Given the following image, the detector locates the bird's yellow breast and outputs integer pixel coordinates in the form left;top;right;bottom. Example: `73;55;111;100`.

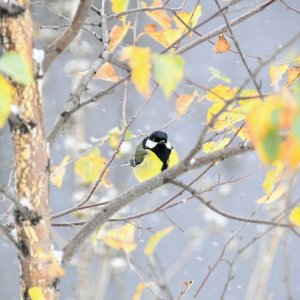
133;149;179;182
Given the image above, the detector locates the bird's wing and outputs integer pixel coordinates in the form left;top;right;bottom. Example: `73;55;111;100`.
129;142;148;167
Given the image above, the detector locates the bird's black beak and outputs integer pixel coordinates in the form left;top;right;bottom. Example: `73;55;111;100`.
158;140;166;144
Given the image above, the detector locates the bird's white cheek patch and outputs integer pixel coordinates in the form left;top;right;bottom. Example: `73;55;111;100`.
146;139;158;149
165;141;172;149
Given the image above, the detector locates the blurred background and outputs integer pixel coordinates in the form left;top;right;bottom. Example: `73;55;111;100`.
1;0;300;299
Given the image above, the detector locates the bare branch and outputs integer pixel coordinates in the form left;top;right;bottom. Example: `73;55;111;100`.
62;143;253;263
175;0;277;55
43;0;93;72
107;0;188;20
214;0;263;98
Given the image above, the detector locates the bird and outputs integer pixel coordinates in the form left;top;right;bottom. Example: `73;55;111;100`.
128;130;179;182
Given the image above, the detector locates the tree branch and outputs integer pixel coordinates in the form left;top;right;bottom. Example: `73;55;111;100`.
43;0;93;72
175;0;276;55
62;143;253;263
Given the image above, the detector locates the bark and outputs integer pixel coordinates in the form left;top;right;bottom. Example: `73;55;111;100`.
0;1;61;299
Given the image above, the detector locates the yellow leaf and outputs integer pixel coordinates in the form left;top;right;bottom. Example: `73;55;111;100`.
144;24;183;48
144;226;174;256
173;5;202;33
203;137;231;153
120;46;152;97
152;53;185;98
35;248;65;278
0;74;13;128
74;148;112;187
206;84;236;102
206;102;233;131
50;155;71;188
286;66;300;87
215;34;231;53
132;283;146;300
269;64;289;86
109;23;131;52
111;0;129;23
108;126;122;148
28;287;45;300
100;224;136;253
94;62;120;82
175;90;198;115
141;0;172;30
262;161;284;194
257;184;286;204
289;207;300;227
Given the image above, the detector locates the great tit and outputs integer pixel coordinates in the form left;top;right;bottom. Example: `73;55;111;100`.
129;131;179;182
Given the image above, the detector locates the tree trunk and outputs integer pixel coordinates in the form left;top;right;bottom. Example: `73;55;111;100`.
1;1;61;299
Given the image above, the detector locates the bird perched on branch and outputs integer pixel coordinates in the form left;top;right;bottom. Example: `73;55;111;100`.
128;131;179;182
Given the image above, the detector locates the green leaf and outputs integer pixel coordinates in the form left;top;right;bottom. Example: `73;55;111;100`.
152;53;185;98
208;66;231;83
0;51;33;85
262;128;281;162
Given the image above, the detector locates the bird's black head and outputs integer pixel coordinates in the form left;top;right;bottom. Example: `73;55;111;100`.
143;131;169;149
149;131;168;143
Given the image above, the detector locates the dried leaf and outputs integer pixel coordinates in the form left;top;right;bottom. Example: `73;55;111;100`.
175;90;198;115
0;74;13;128
120;46;152;97
109;23;131;52
289;207;300;227
141;0;172;30
215;34;231;53
144;226;174;256
152;53;185;98
286;67;300;87
94;62;120;82
269;64;289;86
100;224;136;253
28;287;46;300
50;155;71;188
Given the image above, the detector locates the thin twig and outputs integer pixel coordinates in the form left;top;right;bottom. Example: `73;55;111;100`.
43;0;92;72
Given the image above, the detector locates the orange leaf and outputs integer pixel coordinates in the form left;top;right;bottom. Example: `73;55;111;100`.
141;0;172;30
215;34;231;53
175;90;198;115
94;62;120;82
120;46;152;97
109;23;131;52
286;66;300;87
144;24;183;48
280;135;300;171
